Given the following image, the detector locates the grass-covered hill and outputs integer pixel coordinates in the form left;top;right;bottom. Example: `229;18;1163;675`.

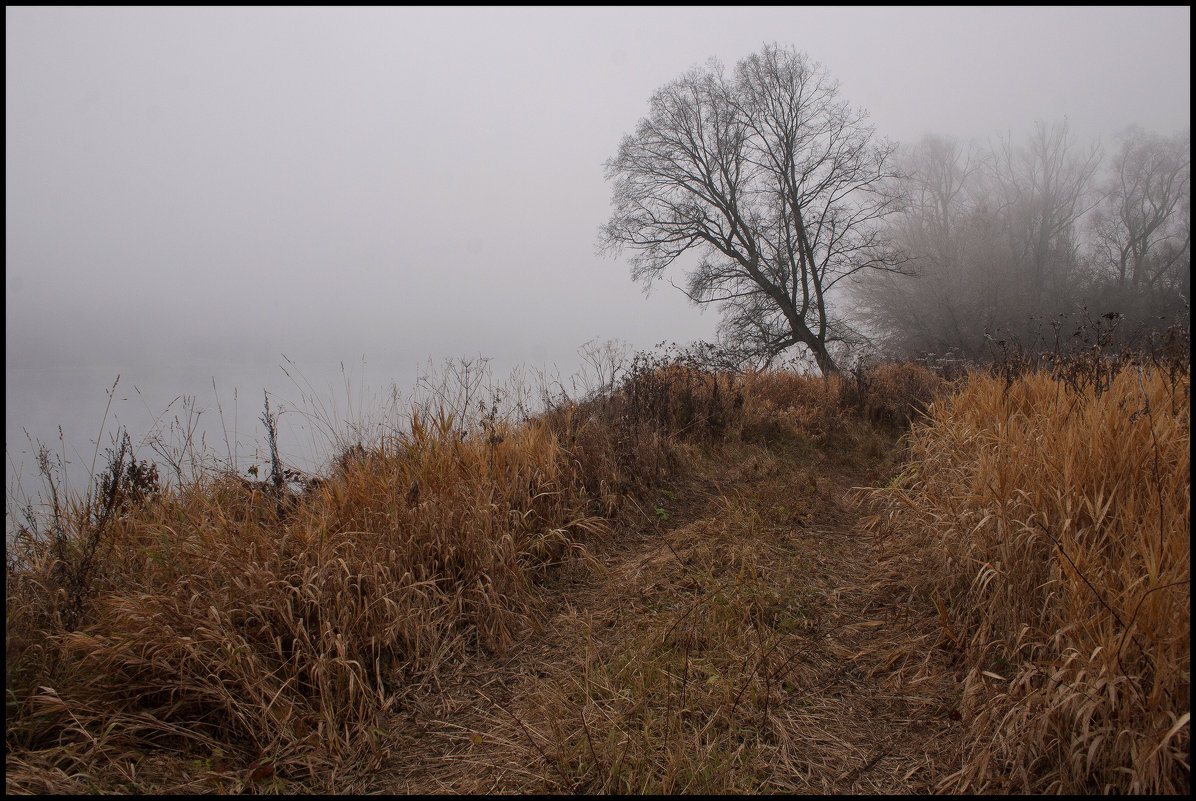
5;346;1190;794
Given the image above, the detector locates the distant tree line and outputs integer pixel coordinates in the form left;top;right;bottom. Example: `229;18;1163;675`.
854;122;1190;361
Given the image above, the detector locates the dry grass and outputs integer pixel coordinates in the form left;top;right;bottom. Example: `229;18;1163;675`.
863;364;1191;793
6;408;611;793
399;432;962;794
506;482;823;793
7;357;1050;794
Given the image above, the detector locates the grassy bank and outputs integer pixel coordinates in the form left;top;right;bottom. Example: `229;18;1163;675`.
3;355;930;792
6;351;1189;794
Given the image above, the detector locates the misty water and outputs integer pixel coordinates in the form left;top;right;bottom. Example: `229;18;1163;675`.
4;350;609;540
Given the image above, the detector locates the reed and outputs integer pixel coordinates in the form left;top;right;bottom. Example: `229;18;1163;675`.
863;364;1190;793
5;406;609;792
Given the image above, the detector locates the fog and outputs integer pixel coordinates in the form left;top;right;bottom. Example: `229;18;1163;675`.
6;7;1191;507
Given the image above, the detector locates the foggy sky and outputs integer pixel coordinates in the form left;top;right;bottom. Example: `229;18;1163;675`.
5;6;1192;492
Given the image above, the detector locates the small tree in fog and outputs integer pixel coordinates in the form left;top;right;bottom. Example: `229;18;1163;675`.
1092;127;1190;304
600;44;902;375
853;134;990;356
990;120;1101;309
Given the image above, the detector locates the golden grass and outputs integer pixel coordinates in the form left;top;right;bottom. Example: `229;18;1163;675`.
430;433;962;794
740;362;942;448
509;487;819;793
7;355;760;791
863;364;1191;793
16;357;1106;794
6;408;611;792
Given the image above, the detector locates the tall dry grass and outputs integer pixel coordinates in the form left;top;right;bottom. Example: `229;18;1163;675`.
739;361;942;446
6;408;610;792
864;364;1190;793
5;355;942;792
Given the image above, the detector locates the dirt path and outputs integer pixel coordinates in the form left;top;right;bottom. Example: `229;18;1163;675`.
377;439;965;793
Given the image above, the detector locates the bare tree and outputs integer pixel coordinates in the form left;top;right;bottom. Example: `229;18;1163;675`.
1093;127;1190;297
599;44;902;375
990;120;1101;305
903;134;982;238
852;135;992;357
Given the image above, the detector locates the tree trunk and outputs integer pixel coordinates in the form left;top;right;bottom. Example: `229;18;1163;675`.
806;335;840;376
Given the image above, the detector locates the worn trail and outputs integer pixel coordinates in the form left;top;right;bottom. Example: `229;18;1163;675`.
380;438;966;793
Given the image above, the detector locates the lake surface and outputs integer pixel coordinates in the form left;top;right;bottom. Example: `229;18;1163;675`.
6;351;598;538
